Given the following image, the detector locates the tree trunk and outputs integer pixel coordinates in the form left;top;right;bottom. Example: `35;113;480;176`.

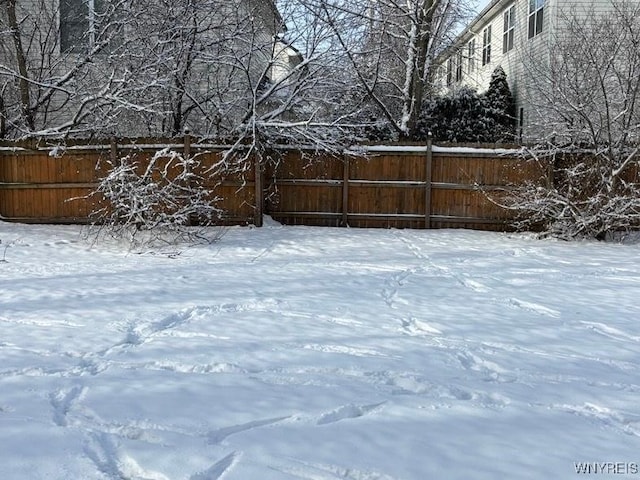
0;90;6;137
5;0;35;131
402;0;438;138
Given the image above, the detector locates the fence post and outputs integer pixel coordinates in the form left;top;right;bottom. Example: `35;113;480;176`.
183;129;195;226
254;156;264;227
425;132;433;229
184;129;191;159
110;136;118;165
342;157;350;227
546;151;555;190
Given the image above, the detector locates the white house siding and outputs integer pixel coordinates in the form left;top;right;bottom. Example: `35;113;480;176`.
519;0;622;139
436;0;620;140
435;0;530;123
270;41;303;84
435;0;553;139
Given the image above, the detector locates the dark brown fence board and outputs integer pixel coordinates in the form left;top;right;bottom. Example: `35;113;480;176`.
348;185;424;215
350;154;425;181
270;151;343;180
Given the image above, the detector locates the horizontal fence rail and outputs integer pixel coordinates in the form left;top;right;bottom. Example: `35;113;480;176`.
0;138;547;231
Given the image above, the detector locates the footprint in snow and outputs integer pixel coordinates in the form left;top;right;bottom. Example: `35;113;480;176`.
50;385;87;427
207;416;290;444
190;452;242;480
84;431;170;480
316;402;385;426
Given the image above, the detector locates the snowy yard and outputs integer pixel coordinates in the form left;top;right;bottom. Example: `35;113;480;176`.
1;220;639;479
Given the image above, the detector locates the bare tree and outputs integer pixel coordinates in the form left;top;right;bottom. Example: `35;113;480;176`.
207;0;391;173
295;0;471;139
504;1;640;239
2;0;468;143
4;0;34;129
0;0;150;137
121;0;291;137
0;0;288;138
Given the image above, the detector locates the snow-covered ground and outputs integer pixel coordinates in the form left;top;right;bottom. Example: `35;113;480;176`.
1;220;639;480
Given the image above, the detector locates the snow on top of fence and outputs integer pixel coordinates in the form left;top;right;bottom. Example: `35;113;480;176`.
0;143;235;154
353;145;523;155
433;146;522;155
0;147;29;152
1;142;524;156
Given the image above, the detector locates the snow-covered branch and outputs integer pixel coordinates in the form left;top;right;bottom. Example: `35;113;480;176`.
87;148;223;247
503;1;640;240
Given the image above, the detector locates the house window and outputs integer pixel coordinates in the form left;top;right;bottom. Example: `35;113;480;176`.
455;50;463;82
528;0;544;38
60;0;106;53
503;5;515;53
446;57;453;86
467;39;476;73
482;26;491;66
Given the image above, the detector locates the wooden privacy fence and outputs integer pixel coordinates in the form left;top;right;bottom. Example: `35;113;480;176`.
266;143;545;230
0;138;547;231
0;137;259;226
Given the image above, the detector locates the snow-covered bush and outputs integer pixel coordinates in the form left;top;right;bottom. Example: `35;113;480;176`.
88;148;222;247
417;67;515;143
502;149;640;240
417;86;494;142
484;66;516;142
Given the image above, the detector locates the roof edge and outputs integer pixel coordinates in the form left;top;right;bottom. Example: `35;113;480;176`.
437;0;510;62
